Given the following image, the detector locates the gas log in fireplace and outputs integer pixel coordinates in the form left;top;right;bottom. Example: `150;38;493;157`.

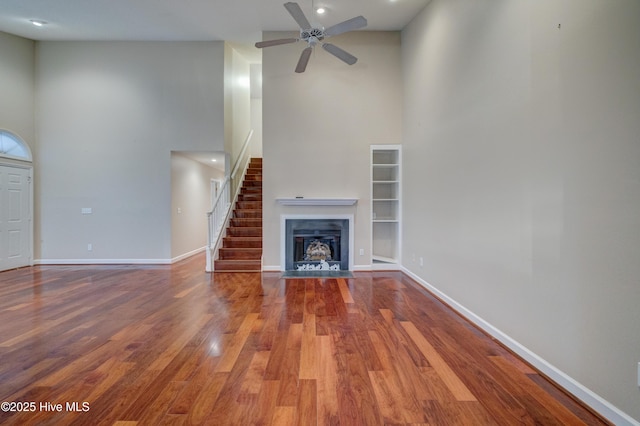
284;218;350;271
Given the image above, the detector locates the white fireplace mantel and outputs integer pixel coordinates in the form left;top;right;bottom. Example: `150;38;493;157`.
276;198;358;206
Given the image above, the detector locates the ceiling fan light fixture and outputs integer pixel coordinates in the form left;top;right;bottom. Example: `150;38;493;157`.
256;2;367;73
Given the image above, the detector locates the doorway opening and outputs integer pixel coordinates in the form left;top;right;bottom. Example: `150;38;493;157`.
0;130;33;271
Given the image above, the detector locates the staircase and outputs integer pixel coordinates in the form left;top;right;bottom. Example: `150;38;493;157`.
214;158;262;272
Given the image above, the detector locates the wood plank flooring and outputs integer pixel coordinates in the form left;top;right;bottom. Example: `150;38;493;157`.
0;254;609;425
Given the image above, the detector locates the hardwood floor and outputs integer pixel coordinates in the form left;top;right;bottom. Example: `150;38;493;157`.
0;254;609;425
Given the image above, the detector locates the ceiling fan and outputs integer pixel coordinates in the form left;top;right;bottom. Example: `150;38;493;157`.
255;2;367;73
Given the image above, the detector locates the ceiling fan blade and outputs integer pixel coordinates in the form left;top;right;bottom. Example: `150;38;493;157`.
324;16;368;37
255;38;298;48
322;43;358;65
295;47;313;73
284;2;311;29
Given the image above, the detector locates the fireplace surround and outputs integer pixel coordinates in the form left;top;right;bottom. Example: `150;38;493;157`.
281;215;354;271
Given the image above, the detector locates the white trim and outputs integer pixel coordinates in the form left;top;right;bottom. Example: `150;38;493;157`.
401;266;640;426
35;258;173;265
370;144;401;267
352;264;372;272
0;129;33;162
280;214;354;272
36;246;208;266
0;159;32;169
0;163;34;271
276;198;358;206
262;265;281;272
371;263;401;271
172;246;206;263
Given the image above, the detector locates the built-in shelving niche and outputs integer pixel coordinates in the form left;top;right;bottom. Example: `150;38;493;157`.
371;145;401;269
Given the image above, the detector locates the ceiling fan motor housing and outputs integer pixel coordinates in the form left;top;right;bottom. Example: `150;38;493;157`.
301;28;325;45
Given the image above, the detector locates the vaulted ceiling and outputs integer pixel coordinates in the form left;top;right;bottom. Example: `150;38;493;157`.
1;0;430;61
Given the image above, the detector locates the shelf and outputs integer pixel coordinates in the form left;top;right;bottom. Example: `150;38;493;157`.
372;149;399;166
276;198;358;206
371;145;401;265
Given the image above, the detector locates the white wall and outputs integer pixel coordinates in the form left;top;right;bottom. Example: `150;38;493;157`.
250;63;263;159
262;31;402;269
35;41;225;262
402;0;640;422
224;44;252;172
170;153;224;259
250;100;263;159
0;32;35;154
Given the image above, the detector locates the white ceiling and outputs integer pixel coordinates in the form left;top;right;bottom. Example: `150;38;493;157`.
175;151;227;172
1;0;431;168
0;0;430;62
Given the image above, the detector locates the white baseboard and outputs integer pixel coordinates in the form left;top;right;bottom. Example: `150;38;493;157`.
262;265;282;272
401;266;639;426
35;258;172;265
171;246;206;264
34;247;207;267
353;264;373;271
371;263;401;271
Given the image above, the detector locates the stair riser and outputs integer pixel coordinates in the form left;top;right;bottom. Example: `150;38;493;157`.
236;202;261;210
214;260;261;271
223;238;262;248
242;183;262;188
231;219;262;227
233;210;262;218
237;195;262;202
241;187;262;193
227;227;261;237
219;249;262;260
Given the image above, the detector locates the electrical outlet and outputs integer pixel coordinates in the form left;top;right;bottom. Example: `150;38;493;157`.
419;257;424;267
87;243;92;251
177;207;182;214
359;249;364;256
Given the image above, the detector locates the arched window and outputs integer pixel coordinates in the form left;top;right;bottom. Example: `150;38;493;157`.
0;130;32;162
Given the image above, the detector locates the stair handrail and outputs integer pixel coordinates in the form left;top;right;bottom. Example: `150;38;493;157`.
231;129;254;181
205;129;254;272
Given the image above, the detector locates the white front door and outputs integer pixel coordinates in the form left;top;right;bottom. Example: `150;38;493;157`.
0;164;32;271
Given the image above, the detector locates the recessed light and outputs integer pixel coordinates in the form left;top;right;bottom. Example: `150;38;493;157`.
30;20;47;27
316;7;326;14
211;158;217;162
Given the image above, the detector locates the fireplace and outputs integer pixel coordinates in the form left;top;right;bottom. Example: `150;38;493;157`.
282;216;352;271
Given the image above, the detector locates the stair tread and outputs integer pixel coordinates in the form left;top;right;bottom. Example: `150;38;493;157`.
224;236;262;239
214;259;262;271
